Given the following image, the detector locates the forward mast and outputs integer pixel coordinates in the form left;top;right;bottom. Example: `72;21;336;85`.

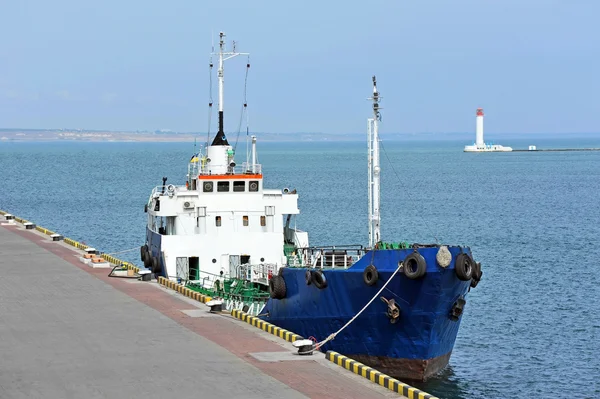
368;76;382;248
204;32;253;176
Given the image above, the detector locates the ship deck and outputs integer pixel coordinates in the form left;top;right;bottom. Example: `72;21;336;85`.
0;215;403;399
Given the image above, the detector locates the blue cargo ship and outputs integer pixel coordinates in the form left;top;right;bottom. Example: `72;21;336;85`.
140;33;482;381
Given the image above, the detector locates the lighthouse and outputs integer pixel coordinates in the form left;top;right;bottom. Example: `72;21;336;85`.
464;107;512;152
476;108;484;147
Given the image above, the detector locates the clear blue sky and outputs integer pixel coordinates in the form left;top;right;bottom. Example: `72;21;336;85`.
0;0;598;135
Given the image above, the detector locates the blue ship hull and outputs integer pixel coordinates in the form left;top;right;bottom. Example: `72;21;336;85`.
261;246;473;381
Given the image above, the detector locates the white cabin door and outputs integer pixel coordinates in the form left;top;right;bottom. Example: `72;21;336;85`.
176;257;189;281
229;255;240;278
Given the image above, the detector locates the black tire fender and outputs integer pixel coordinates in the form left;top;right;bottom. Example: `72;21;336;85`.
151;256;161;274
305;270;312;285
144;250;152;268
140;245;148;261
403;252;427;280
312;270;328;289
455;253;474;281
363;265;379;286
269;275;287;299
470;261;482;287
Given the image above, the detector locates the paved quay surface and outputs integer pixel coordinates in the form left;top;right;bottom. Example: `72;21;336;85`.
0;218;401;399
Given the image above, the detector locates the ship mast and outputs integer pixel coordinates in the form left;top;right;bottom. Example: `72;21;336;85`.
211;31;249;146
368;76;382;248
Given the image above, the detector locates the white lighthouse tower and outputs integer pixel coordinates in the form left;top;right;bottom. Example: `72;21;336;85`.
475;108;484;147
464;107;512;152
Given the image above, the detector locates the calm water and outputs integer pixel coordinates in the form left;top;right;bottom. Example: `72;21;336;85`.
1;138;599;399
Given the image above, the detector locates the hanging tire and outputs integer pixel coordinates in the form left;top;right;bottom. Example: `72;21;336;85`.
312;270;328;289
363;265;379;286
455;253;474;281
144;251;152;268
140;245;147;261
151;256;161;274
470;261;482;288
403;252;427;279
269;275;286;299
305;270;312;285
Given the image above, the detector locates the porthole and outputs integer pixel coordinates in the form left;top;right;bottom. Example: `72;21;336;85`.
260;257;265;262
203;181;213;192
212;258;217;263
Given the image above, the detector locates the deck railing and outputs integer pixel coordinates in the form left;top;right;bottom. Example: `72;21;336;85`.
288;245;367;269
198;161;262;176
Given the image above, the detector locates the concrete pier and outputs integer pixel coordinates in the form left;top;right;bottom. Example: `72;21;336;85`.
0;217;404;399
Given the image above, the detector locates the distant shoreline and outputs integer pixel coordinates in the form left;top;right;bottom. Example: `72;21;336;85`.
1;129;599;143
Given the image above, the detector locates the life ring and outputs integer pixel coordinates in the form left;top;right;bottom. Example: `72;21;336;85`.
403;252;427;280
312;270;327;289
269;275;286;299
305;270;312;285
363;265;379;286
455;253;474;281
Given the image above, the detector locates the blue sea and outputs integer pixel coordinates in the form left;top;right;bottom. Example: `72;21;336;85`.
1;138;599;399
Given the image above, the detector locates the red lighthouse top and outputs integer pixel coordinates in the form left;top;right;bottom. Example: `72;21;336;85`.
476;108;484;117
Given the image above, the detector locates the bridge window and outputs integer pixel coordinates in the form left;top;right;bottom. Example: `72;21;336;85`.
215;216;221;227
217;181;230;192
233;181;245;192
243;215;249;226
260;216;266;226
249;180;259;192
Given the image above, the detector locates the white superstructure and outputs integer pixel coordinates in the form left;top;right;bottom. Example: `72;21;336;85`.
464;108;513;152
144;32;309;285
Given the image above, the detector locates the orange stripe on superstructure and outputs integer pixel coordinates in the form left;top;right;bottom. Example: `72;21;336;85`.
198;174;263;180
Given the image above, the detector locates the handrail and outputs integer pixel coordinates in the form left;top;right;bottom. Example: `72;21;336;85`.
198;162;262;176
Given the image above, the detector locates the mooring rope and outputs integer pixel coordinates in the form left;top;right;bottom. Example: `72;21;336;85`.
105;247;141;256
299;261;403;355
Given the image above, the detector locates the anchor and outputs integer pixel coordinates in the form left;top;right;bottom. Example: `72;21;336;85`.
380;297;401;324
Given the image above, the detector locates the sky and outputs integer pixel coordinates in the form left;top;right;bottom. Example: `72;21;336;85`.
0;0;599;136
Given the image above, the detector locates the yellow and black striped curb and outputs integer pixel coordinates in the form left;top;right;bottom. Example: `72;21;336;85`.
63;237;89;250
0;209;140;273
157;276;212;304
326;351;439;399
35;225;57;236
230;309;303;343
